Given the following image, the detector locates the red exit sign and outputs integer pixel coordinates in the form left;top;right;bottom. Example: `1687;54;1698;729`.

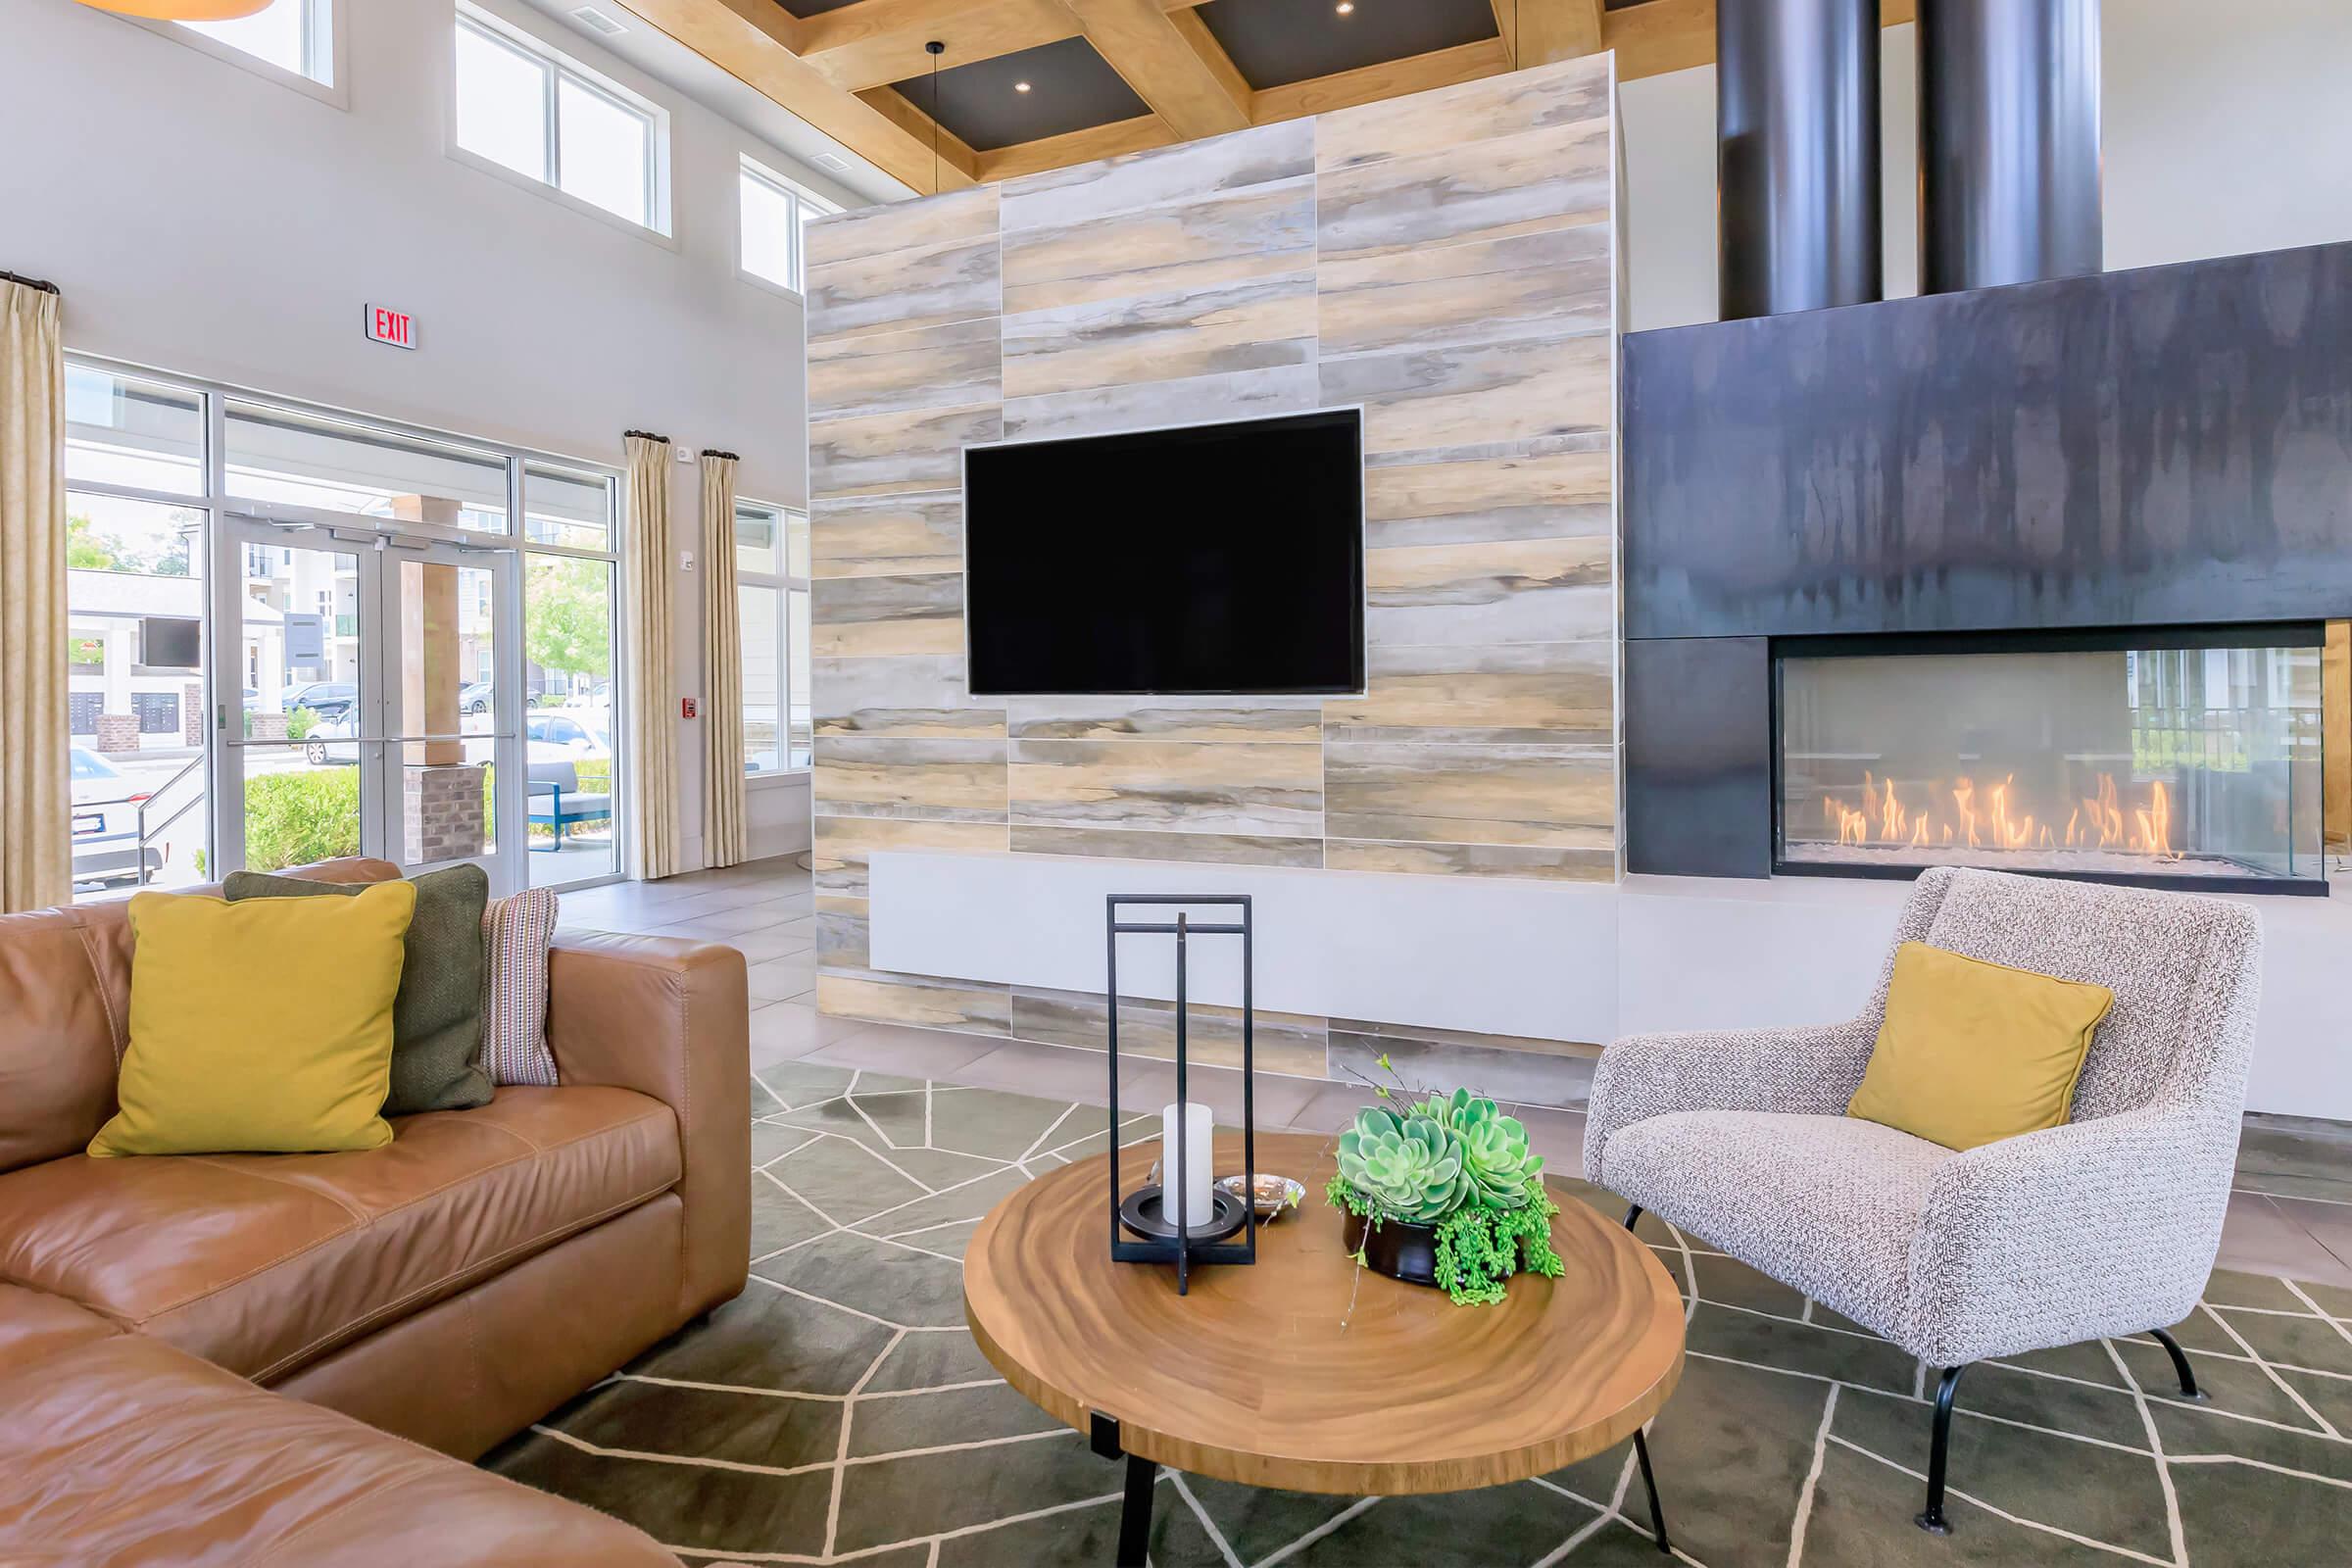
364;304;416;351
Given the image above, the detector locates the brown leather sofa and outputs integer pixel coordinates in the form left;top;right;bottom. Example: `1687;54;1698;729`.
0;858;751;1563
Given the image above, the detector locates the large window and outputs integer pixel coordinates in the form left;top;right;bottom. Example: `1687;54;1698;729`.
523;464;620;886
735;500;809;774
62;367;214;899
60;357;630;900
178;0;334;87
223;401;509;530
454;6;666;233
740;157;841;293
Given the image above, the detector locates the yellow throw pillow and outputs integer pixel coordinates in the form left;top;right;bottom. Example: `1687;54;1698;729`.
89;881;418;1157
1847;941;2115;1152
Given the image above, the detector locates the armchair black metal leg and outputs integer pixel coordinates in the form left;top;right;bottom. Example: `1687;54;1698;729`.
2149;1326;2209;1401
1916;1365;1967;1535
1632;1428;1671;1554
1115;1453;1155;1567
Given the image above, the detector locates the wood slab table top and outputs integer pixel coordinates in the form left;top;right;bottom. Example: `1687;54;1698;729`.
962;1130;1686;1496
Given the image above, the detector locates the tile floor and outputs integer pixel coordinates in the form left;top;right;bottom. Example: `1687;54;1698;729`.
557;857;2352;1289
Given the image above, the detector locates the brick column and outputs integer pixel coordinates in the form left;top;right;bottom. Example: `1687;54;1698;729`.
403;763;487;863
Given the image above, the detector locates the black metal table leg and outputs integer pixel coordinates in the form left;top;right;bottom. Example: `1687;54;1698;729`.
1633;1428;1670;1555
1116;1452;1156;1567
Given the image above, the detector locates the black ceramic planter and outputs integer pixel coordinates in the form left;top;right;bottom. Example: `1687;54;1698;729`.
1341;1208;1441;1288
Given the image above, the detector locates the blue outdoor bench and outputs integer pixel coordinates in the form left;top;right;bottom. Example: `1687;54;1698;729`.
527;760;612;853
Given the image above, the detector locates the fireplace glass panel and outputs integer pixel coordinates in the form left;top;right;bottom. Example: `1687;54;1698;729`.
1779;639;2324;886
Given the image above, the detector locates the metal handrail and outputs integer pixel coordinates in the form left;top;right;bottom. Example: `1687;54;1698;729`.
133;754;206;888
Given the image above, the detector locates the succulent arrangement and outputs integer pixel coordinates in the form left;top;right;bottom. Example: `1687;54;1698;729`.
1328;1069;1565;1307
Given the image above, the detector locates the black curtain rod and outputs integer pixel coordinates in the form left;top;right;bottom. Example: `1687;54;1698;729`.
623;428;670;444
700;448;740;462
1;268;60;296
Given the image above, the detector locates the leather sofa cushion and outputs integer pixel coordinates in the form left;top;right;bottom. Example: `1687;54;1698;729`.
0;1282;119;1376
0;1329;674;1566
0;1086;677;1383
0;907;129;1172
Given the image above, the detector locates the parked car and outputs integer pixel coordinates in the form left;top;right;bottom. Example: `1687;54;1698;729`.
70;747;159;889
526;712;609;758
460;680;494;714
283;681;357;720
304;713;361;766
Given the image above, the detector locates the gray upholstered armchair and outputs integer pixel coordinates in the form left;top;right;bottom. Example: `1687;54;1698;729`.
1586;866;2263;1535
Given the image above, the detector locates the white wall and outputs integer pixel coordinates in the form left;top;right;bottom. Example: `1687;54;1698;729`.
0;0;815;866
871;850;2352;1119
1618;0;2352;330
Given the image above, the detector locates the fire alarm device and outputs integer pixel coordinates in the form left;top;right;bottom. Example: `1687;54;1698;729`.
681;698;698;719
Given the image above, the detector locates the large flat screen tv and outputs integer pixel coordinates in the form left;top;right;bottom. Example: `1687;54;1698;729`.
963;409;1365;697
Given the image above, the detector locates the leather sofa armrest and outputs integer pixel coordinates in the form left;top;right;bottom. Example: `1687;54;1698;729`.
546;932;750;1321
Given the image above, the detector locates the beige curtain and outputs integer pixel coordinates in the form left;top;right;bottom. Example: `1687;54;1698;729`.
0;279;69;912
622;432;681;880
699;451;747;869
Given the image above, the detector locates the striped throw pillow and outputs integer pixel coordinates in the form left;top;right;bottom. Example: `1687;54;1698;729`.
479;887;560;1086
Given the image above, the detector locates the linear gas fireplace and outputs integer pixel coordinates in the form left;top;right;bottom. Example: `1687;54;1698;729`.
1776;628;2327;895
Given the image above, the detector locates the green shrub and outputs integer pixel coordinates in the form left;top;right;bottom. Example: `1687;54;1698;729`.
285;706;319;742
244;767;361;870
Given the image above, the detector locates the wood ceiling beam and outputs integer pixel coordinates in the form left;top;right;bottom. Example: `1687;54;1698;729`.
803;0;1216;95
857;86;983;190
629;0;1930;202
1603;0;1917;83
1491;0;1605;68
1059;0;1251;140
1251;36;1512;126
973;114;1177;182
612;0;976;193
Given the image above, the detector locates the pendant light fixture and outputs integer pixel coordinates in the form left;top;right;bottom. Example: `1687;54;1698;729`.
75;0;272;19
925;40;946;197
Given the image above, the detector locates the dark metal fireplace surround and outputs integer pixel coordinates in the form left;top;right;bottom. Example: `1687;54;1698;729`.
1622;239;2352;896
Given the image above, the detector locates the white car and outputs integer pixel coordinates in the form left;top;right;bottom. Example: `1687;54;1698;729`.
71;747;160;888
303;712;362;766
304;713;596;768
527;711;610;758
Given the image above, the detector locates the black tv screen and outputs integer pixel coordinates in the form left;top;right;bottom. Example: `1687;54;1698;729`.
963;410;1365;697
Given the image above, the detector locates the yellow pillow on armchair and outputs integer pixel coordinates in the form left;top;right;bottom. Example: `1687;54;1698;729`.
89;880;417;1157
1847;940;2115;1152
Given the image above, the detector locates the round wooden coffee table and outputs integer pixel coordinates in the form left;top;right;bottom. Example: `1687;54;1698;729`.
964;1130;1685;1565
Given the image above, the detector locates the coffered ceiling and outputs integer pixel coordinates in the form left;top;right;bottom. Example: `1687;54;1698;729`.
612;0;1915;194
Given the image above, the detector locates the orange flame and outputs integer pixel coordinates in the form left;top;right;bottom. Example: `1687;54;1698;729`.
1812;771;2178;862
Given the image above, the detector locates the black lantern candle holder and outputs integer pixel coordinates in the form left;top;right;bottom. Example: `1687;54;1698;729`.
1105;894;1257;1295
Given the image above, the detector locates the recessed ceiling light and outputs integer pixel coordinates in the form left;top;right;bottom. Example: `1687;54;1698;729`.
1014;80;1032;93
1335;1;1355;13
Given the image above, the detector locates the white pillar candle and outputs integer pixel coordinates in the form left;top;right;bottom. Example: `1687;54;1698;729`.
1161;1101;1214;1235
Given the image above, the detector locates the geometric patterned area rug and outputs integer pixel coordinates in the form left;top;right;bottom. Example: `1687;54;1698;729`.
482;1063;2352;1566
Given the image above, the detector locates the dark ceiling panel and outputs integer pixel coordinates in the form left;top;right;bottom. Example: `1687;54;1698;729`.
889;37;1151;153
774;1;864;16
1198;0;1500;89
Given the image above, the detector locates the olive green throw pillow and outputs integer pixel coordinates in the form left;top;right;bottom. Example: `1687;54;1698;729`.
1847;941;2115;1152
224;864;494;1115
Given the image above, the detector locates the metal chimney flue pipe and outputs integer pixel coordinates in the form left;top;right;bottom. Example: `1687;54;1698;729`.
1717;0;1884;320
1918;0;2103;293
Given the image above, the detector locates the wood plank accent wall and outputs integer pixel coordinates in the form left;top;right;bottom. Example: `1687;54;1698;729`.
805;57;1619;1082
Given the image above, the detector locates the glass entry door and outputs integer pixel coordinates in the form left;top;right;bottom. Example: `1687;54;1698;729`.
212;518;522;891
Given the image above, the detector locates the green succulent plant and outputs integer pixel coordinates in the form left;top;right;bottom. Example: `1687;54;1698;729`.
1328;1076;1567;1309
1456;1112;1544;1209
1410;1087;1544;1209
1336;1106;1466;1223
